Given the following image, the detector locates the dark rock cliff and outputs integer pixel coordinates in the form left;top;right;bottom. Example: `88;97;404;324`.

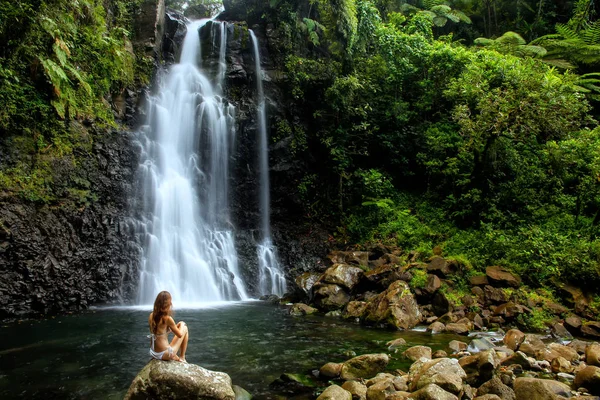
0;130;140;317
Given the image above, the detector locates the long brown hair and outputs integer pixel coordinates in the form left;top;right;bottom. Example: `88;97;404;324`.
151;291;172;333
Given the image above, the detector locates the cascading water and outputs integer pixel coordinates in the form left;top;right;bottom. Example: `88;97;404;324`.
136;20;248;304
250;31;287;297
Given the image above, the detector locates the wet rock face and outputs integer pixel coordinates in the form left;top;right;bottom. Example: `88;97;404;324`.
0;131;140;317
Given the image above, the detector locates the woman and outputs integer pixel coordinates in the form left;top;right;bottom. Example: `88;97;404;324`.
148;291;189;362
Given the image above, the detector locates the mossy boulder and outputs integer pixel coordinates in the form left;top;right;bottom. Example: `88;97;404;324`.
363;280;421;330
340;354;390;380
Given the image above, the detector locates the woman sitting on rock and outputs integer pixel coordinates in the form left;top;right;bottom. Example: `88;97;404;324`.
148;290;189;362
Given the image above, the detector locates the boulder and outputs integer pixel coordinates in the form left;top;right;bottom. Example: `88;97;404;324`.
363;281;421;330
295;272;321;296
548;342;579;362
565;316;583;334
460;350;500;385
322;264;365;291
568;339;589;354
582;322;600;339
551;356;573;374
470;276;489;286
342;380;368;400
468;338;495;353
232;385;251;400
320;362;343;379
366;379;396;400
290;303;318;316
513;377;571;400
550;323;573;340
485;266;521;288
423;274;441;295
519;335;546;359
408;383;458;400
493;302;522;319
474;395;502;400
449;340;468;353
403;346;432;362
586;343;600;367
317;384;352;400
344;301;369;319
328;251;369;268
433;350;448;359
484;286;507;304
124;360;235;400
500;351;535;369
476;377;515;400
364;264;410;289
574;365;600;395
387;338;407;351
426;257;459;277
427;321;446;334
313;284;351;311
340;354;390;380
409;358;467;394
445;322;470;335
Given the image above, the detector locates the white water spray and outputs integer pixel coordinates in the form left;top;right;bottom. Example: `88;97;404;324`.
136;20;248;304
250;30;287;297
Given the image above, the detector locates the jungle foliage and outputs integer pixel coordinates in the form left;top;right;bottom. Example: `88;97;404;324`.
0;0;146;203
261;0;600;289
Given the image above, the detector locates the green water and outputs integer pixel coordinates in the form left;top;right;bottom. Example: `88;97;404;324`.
0;302;465;399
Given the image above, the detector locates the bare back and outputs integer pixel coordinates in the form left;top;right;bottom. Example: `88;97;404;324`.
148;312;171;352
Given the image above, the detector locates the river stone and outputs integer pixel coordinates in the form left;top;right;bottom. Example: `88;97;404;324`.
320;362;343;379
565;316;583;334
500;351;535;369
290;303;318;316
586;343;600;366
468;337;495;353
474;395;502;400
485;266;521;288
366;379;396;400
366;373;395;387
551;356;574;373
427;321;446;334
449;340;468;353
342;380;368;400
519;335;546;359
317;384;352;400
363;281;421;330
477;377;515;400
340;354;390;380
513;377;572;399
410;358;467;394
313;283;351;311
569;339;589;354
296;272;321;295
503;329;525;351
408;383;458;400
387;338;407;351
433;350;448;359
548;342;579;362
551;323;573;340
322;264;365;291
344;301;369;319
426;257;458;277
404;346;432;362
575;365;600;394
232;385;251;400
445;322;470;335
470;275;489;286
125;359;235;400
582;322;600;339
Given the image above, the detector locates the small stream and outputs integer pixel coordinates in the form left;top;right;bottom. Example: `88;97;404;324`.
0;302;469;399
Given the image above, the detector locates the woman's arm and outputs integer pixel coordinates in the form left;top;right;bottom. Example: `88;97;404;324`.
167;316;184;338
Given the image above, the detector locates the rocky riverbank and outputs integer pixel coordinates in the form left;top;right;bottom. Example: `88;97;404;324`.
288;248;600;340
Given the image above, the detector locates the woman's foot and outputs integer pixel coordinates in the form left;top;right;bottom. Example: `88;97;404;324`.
180;357;187;363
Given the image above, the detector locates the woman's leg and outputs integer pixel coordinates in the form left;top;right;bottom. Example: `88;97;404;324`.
169;322;189;361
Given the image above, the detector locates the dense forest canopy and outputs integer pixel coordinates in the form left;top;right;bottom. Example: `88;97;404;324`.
1;0;600;314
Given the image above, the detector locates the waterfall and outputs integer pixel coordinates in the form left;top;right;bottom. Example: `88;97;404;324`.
136;20;248;304
250;31;287;297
